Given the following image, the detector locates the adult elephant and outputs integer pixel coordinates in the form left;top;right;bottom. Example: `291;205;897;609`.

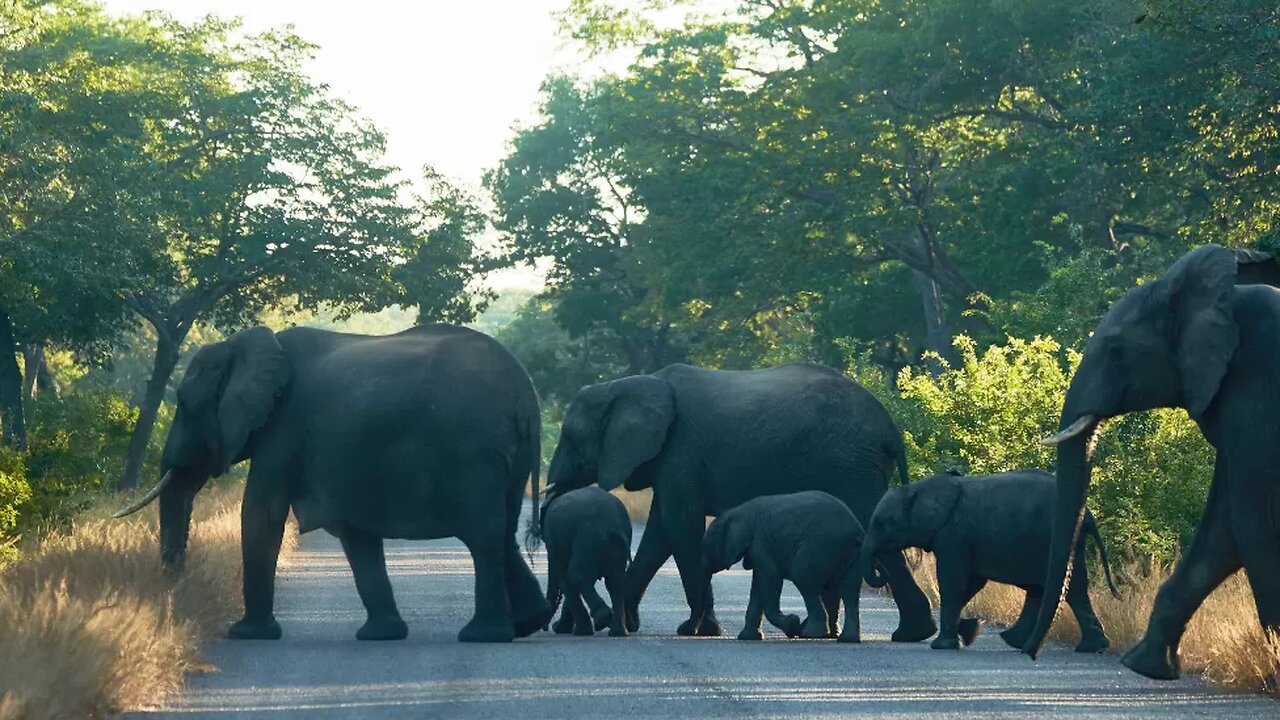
1026;245;1280;679
115;324;551;643
545;362;936;640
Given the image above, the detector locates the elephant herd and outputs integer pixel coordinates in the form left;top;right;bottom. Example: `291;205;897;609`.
115;244;1280;682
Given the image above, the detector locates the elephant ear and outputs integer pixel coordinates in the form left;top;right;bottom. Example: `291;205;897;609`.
906;478;961;540
1158;245;1239;420
597;376;675;491
705;513;752;571
215;327;290;475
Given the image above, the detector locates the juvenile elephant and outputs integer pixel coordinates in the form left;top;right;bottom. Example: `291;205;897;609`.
861;470;1120;651
702;491;873;643
1029;246;1280;679
541;486;632;637
547;362;935;642
115;324;551;643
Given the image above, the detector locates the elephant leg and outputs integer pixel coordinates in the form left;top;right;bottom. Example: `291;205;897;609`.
759;569;802;638
837;568;862;643
457;493;516;643
666;511;721;637
738;572;766;641
228;470;288;640
504;536;552;638
1124;470;1240;680
797;581;831;638
562;577;594;636
339;526;407;641
580;583;613;631
569;552;611;632
625;504;673;633
878;549;938;642
1000;587;1042;649
1067;556;1108;653
930;556;973;650
1229;464;1280;637
604;568;628;637
956;577;985;647
821;586;841;638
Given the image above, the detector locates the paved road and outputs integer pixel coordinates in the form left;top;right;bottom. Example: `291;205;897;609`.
130;510;1275;719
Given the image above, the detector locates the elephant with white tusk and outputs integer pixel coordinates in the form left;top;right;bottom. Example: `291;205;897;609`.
116;323;552;644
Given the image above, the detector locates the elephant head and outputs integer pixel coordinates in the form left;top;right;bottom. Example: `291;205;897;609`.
860;476;960;587
701;511;754;575
114;326;290;569
1024;245;1245;658
546;375;675;497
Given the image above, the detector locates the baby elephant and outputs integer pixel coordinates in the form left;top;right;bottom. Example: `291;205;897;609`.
861;470;1120;652
541;486;632;637
702;490;874;643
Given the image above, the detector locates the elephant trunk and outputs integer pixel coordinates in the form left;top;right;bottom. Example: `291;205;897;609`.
1023;410;1099;658
860;535;888;588
158;471;199;571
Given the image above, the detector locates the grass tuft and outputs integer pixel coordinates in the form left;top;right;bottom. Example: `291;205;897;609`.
907;552;1280;696
0;482;295;719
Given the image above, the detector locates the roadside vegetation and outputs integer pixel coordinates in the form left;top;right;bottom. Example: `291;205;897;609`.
0;482;296;719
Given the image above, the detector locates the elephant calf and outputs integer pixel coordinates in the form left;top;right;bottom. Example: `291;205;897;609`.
541;486;632;637
702;491;871;643
862;470;1120;651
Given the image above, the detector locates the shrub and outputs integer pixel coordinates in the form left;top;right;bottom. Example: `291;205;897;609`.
0;449;31;564
880;334;1215;561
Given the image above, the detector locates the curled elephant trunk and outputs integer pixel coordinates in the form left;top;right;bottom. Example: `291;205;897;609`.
859;537;888;588
1023;414;1099;658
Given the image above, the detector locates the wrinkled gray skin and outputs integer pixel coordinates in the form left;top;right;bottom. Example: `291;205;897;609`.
702;491;874;643
541;486;632;637
548;362;935;642
1027;245;1280;680
143;324;551;643
863;471;1121;651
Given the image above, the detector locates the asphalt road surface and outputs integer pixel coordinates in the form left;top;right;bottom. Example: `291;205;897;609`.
129;507;1276;719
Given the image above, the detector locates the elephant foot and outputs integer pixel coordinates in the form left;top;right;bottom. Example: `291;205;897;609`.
737;627;764;641
608;623;628;638
677;616;724;637
780;614;803;639
356;615;408;641
1122;637;1180;680
930;634;962;650
959;617;981;647
624;605;640;633
591;606;613;632
573;621;595;636
999;625;1030;649
1075;633;1110;654
228;615;282;640
891;614;937;643
837;625;861;643
514;605;554;639
457;616;515;643
551;614;575;634
801;616;833;639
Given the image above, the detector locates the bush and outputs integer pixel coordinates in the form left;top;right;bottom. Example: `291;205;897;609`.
0;449;31;564
874;334;1214;561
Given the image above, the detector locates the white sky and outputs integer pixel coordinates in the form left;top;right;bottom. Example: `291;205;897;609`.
101;0;581;292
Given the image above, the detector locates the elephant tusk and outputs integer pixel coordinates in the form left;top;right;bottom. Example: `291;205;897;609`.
113;470;174;518
1041;415;1097;446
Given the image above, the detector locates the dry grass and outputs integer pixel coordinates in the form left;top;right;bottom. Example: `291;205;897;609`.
906;551;1280;696
0;482;296;719
611;488;653;524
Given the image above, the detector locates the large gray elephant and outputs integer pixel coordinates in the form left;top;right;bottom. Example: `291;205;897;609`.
115;324;551;643
546;362;936;641
1026;245;1280;679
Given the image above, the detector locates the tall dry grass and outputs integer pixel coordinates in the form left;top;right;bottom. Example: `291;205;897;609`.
0;482;295;719
906;551;1280;696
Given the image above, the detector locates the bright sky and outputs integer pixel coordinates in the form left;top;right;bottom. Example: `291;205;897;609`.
101;0;580;292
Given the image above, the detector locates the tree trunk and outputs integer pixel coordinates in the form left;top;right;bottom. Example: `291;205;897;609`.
118;328;183;490
913;270;952;376
0;310;25;449
21;343;57;399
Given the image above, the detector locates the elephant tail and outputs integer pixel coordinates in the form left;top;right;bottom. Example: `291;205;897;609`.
521;393;544;554
895;434;910;487
1084;515;1122;600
